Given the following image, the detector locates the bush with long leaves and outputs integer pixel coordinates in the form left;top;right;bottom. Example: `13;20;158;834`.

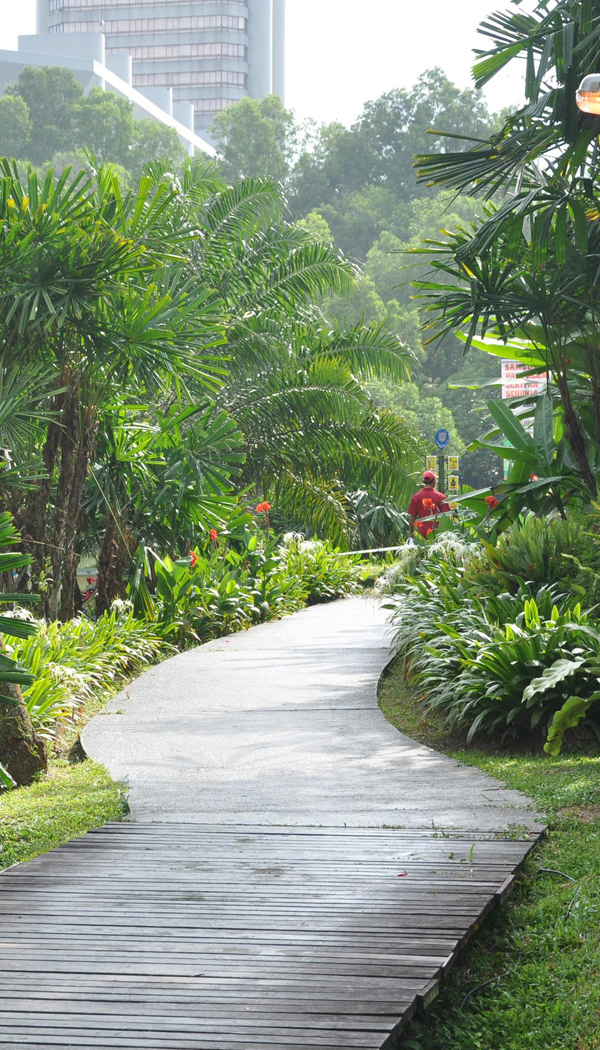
0;510;43;788
383;520;600;751
128;531;361;646
3;606;166;742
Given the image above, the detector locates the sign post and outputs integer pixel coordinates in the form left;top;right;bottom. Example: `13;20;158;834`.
434;429;450;493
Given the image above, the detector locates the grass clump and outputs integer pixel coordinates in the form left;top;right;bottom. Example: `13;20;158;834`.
0;757;126;871
381;670;600;1050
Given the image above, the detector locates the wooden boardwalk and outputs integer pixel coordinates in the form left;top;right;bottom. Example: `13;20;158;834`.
0;822;538;1049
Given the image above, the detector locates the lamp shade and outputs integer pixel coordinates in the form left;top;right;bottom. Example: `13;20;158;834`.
576;74;600;114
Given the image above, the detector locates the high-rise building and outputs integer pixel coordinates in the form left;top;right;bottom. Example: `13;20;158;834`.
37;0;286;134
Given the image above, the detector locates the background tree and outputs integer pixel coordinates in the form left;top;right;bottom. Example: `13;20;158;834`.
7;66;83;164
0;95;32;159
211;95;297;182
1;67;187;176
75;88;137;167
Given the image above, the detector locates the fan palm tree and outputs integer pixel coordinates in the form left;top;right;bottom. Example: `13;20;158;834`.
410;0;600;495
0;159;229;618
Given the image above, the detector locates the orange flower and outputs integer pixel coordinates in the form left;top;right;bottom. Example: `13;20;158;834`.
209;529;218;542
256;501;272;513
189;551;198;568
422;498;436;512
485;495;500;509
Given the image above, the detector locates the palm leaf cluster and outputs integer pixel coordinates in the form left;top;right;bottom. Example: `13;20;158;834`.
0;157;418;617
407;0;600;496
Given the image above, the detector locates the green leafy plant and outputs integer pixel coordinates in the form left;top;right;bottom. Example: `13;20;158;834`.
128;531;361;646
4;604;165;740
464;514;580;594
0;511;42;788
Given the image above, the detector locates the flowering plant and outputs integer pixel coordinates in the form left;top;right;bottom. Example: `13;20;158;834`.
189;551;198;569
209;529;218;542
256;501;271;514
422;498;436;513
485;496;500;510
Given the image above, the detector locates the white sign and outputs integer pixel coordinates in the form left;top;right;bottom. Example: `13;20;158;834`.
501;360;547;399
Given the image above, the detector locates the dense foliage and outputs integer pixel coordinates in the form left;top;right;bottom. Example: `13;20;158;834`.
413;0;600;501
0;519;361;781
381;517;600;754
0;66;187;174
210;75;503;488
0;139;416;783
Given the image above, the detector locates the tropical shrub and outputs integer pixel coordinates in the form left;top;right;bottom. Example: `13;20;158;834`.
375;533;480;597
0;511;45;788
464;514;581;595
384;527;600;753
3;604;166;740
280;538;361;605
417;597;600;753
128;533;361;645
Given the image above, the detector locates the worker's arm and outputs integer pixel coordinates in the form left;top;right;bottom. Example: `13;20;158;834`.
408;514;417;539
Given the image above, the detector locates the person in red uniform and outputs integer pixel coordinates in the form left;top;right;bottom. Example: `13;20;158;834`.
408;471;450;539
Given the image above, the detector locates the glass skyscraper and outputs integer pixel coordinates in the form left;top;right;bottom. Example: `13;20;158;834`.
37;0;286;133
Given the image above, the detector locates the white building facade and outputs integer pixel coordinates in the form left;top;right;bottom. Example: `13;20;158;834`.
37;0;286;134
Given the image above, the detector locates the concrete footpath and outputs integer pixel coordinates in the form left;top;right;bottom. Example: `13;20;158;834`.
83;597;542;831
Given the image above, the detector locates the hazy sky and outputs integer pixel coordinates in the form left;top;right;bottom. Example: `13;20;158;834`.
1;1;523;125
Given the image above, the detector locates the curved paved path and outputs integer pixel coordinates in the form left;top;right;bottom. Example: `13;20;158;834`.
1;598;543;1049
84;598;541;831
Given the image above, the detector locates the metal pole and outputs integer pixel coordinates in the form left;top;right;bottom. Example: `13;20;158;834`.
438;452;446;494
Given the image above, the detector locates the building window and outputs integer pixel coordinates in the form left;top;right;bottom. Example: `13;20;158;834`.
192;98;235;114
107;16;246;32
50;0;243;9
119;42;246;60
51;15;246;32
133;70;247;87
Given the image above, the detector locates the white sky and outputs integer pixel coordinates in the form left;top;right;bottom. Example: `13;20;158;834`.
0;1;523;125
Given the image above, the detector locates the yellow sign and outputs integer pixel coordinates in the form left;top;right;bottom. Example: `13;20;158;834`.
448;456;460;473
448;475;460;493
449;502;459;511
426;455;437;473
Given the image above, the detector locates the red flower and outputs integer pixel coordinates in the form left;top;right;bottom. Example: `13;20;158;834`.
209;529;218;542
256;501;272;513
422;498;436;512
530;474;540;481
189;551;198;568
485;495;500;509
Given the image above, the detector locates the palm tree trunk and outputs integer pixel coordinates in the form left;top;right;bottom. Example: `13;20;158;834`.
49;394;97;621
96;515;130;616
556;373;597;496
0;683;47;786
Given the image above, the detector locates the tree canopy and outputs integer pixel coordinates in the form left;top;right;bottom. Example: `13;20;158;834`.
1;66;187;174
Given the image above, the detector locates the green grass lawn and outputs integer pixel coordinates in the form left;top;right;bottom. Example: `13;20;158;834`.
380;667;600;1050
0;758;127;871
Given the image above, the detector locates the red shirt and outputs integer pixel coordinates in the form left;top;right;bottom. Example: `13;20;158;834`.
408;487;449;537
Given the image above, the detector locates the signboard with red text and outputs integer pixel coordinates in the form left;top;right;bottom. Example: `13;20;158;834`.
501;360;547;399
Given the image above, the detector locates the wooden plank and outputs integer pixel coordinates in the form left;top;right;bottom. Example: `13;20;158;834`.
0;823;538;1049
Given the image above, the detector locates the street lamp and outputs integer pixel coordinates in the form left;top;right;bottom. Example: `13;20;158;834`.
576;74;600;114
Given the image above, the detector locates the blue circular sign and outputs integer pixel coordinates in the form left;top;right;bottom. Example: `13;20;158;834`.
435;428;450;449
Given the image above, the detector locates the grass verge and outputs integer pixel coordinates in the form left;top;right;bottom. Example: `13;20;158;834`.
380;665;600;1050
0;757;127;871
